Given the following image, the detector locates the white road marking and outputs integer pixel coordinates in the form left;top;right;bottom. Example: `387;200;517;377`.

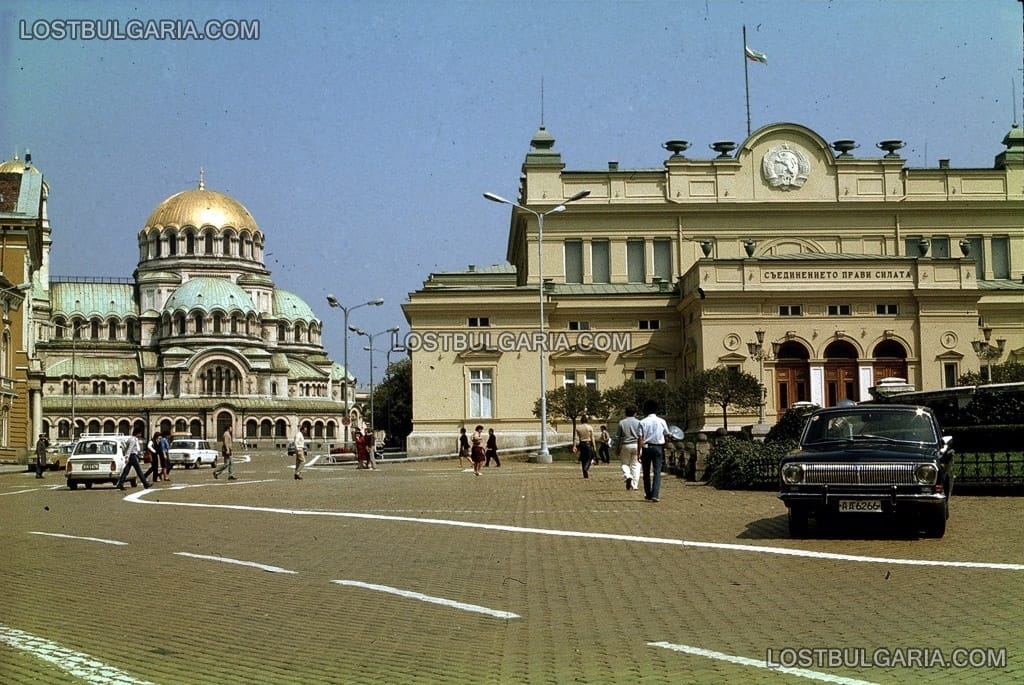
29;531;128;546
0;623;155;684
332;579;519;619
128;488;1024;572
648;642;877;685
173;552;298;574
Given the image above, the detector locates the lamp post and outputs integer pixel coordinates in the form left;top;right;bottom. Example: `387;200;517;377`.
350;327;399;437
971;325;1006;383
325;295;384;446
483;190;590;462
746;329;773;424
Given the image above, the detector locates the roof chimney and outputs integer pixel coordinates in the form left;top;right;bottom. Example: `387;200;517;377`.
938;159;949;168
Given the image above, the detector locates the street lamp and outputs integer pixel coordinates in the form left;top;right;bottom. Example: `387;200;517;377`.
971;325;1006;383
350;326;399;438
483;189;590;462
325;295;384;445
747;329;776;424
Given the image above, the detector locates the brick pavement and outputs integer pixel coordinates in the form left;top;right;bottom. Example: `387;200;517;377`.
1;454;1021;684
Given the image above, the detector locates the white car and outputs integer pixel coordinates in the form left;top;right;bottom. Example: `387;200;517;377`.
167;438;218;468
65;434;134;490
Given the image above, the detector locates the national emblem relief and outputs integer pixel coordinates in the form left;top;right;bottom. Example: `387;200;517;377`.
762;144;810;190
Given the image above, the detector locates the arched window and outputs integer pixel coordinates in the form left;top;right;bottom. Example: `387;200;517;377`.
186;231;196;255
213;313;224;334
204;231;214;255
194;313;204;334
165;229;177;256
108;321;118;340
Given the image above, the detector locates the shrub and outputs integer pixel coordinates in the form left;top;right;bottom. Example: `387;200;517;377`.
705;436;794;489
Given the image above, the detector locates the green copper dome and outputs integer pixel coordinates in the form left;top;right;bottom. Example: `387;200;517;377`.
273;289;316;322
164;277;256;314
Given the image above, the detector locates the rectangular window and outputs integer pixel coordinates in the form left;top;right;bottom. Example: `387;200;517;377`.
468;317;490;327
943;363;959;388
875;304;899;315
591;240;610;284
827;304;851;316
469;368;493;418
633;368;646;381
653;239;672;281
568;321;590;331
967;236;985;279
564;369;576;387
627;240;645;283
992;236;1009;279
654;368;667;381
931;237;950;258
779;305;802;316
564;240;583;284
638;320;661;330
584;369;597;389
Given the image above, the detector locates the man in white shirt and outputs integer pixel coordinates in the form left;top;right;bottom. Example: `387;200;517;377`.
638;399;670;502
293;425;307;480
615;406;643;491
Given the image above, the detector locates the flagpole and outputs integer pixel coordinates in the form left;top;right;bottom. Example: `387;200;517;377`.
743;24;751;136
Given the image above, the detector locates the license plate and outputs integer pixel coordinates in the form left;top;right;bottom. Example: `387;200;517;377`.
82;463;100;471
839;499;882;513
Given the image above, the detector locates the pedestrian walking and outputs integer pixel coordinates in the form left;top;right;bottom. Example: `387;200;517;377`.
116;428;151;490
574;416;596;479
485;428;500;467
616;406;643;491
34;433;49;479
158;430;172;482
365;430;378;470
638;399;670;502
143;432;160;483
457;427;471;468
598;425;611;464
293;425;307;479
354;428;368;468
470;425;486;475
213;425;236;480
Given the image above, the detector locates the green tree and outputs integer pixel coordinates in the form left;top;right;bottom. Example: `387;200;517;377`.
371;358;412;448
534;384;606;439
602;379;697;429
957;361;1024;386
684;367;763;431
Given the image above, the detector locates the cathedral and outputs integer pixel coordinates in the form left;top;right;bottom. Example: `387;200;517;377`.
13;165;352;451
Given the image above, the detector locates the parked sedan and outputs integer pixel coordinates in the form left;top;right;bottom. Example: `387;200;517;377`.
778;404;954;538
167;438;218;468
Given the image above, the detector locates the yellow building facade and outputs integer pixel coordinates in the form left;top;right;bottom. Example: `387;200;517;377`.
403;122;1024;457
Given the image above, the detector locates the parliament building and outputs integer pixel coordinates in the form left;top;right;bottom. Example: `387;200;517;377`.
402;122;1024;457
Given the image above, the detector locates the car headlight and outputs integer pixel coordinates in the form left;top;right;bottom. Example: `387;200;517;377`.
781;463;805;484
915;463;938;485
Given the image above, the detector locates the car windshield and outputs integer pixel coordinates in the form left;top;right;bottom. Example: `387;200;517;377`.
170;441;195;449
804;408;937;445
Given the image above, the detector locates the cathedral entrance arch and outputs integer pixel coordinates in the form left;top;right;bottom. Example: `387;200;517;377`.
824;340;859;406
215;411;233;442
774;340;810;413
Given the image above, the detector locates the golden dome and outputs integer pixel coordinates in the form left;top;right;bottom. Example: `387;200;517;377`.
0;154;40;174
145;183;259;231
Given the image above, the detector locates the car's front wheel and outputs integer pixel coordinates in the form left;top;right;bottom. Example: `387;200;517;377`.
788;505;810;537
68;480;78;490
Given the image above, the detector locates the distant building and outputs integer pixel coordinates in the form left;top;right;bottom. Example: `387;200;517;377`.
14;169;355;448
0;152;47;460
403;122;1024;456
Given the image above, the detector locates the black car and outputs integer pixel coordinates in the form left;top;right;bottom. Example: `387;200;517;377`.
778;404;954;538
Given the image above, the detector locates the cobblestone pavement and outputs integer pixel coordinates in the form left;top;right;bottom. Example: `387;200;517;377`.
1;454;1021;684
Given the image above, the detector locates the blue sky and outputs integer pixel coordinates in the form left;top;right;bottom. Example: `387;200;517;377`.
2;0;1021;383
